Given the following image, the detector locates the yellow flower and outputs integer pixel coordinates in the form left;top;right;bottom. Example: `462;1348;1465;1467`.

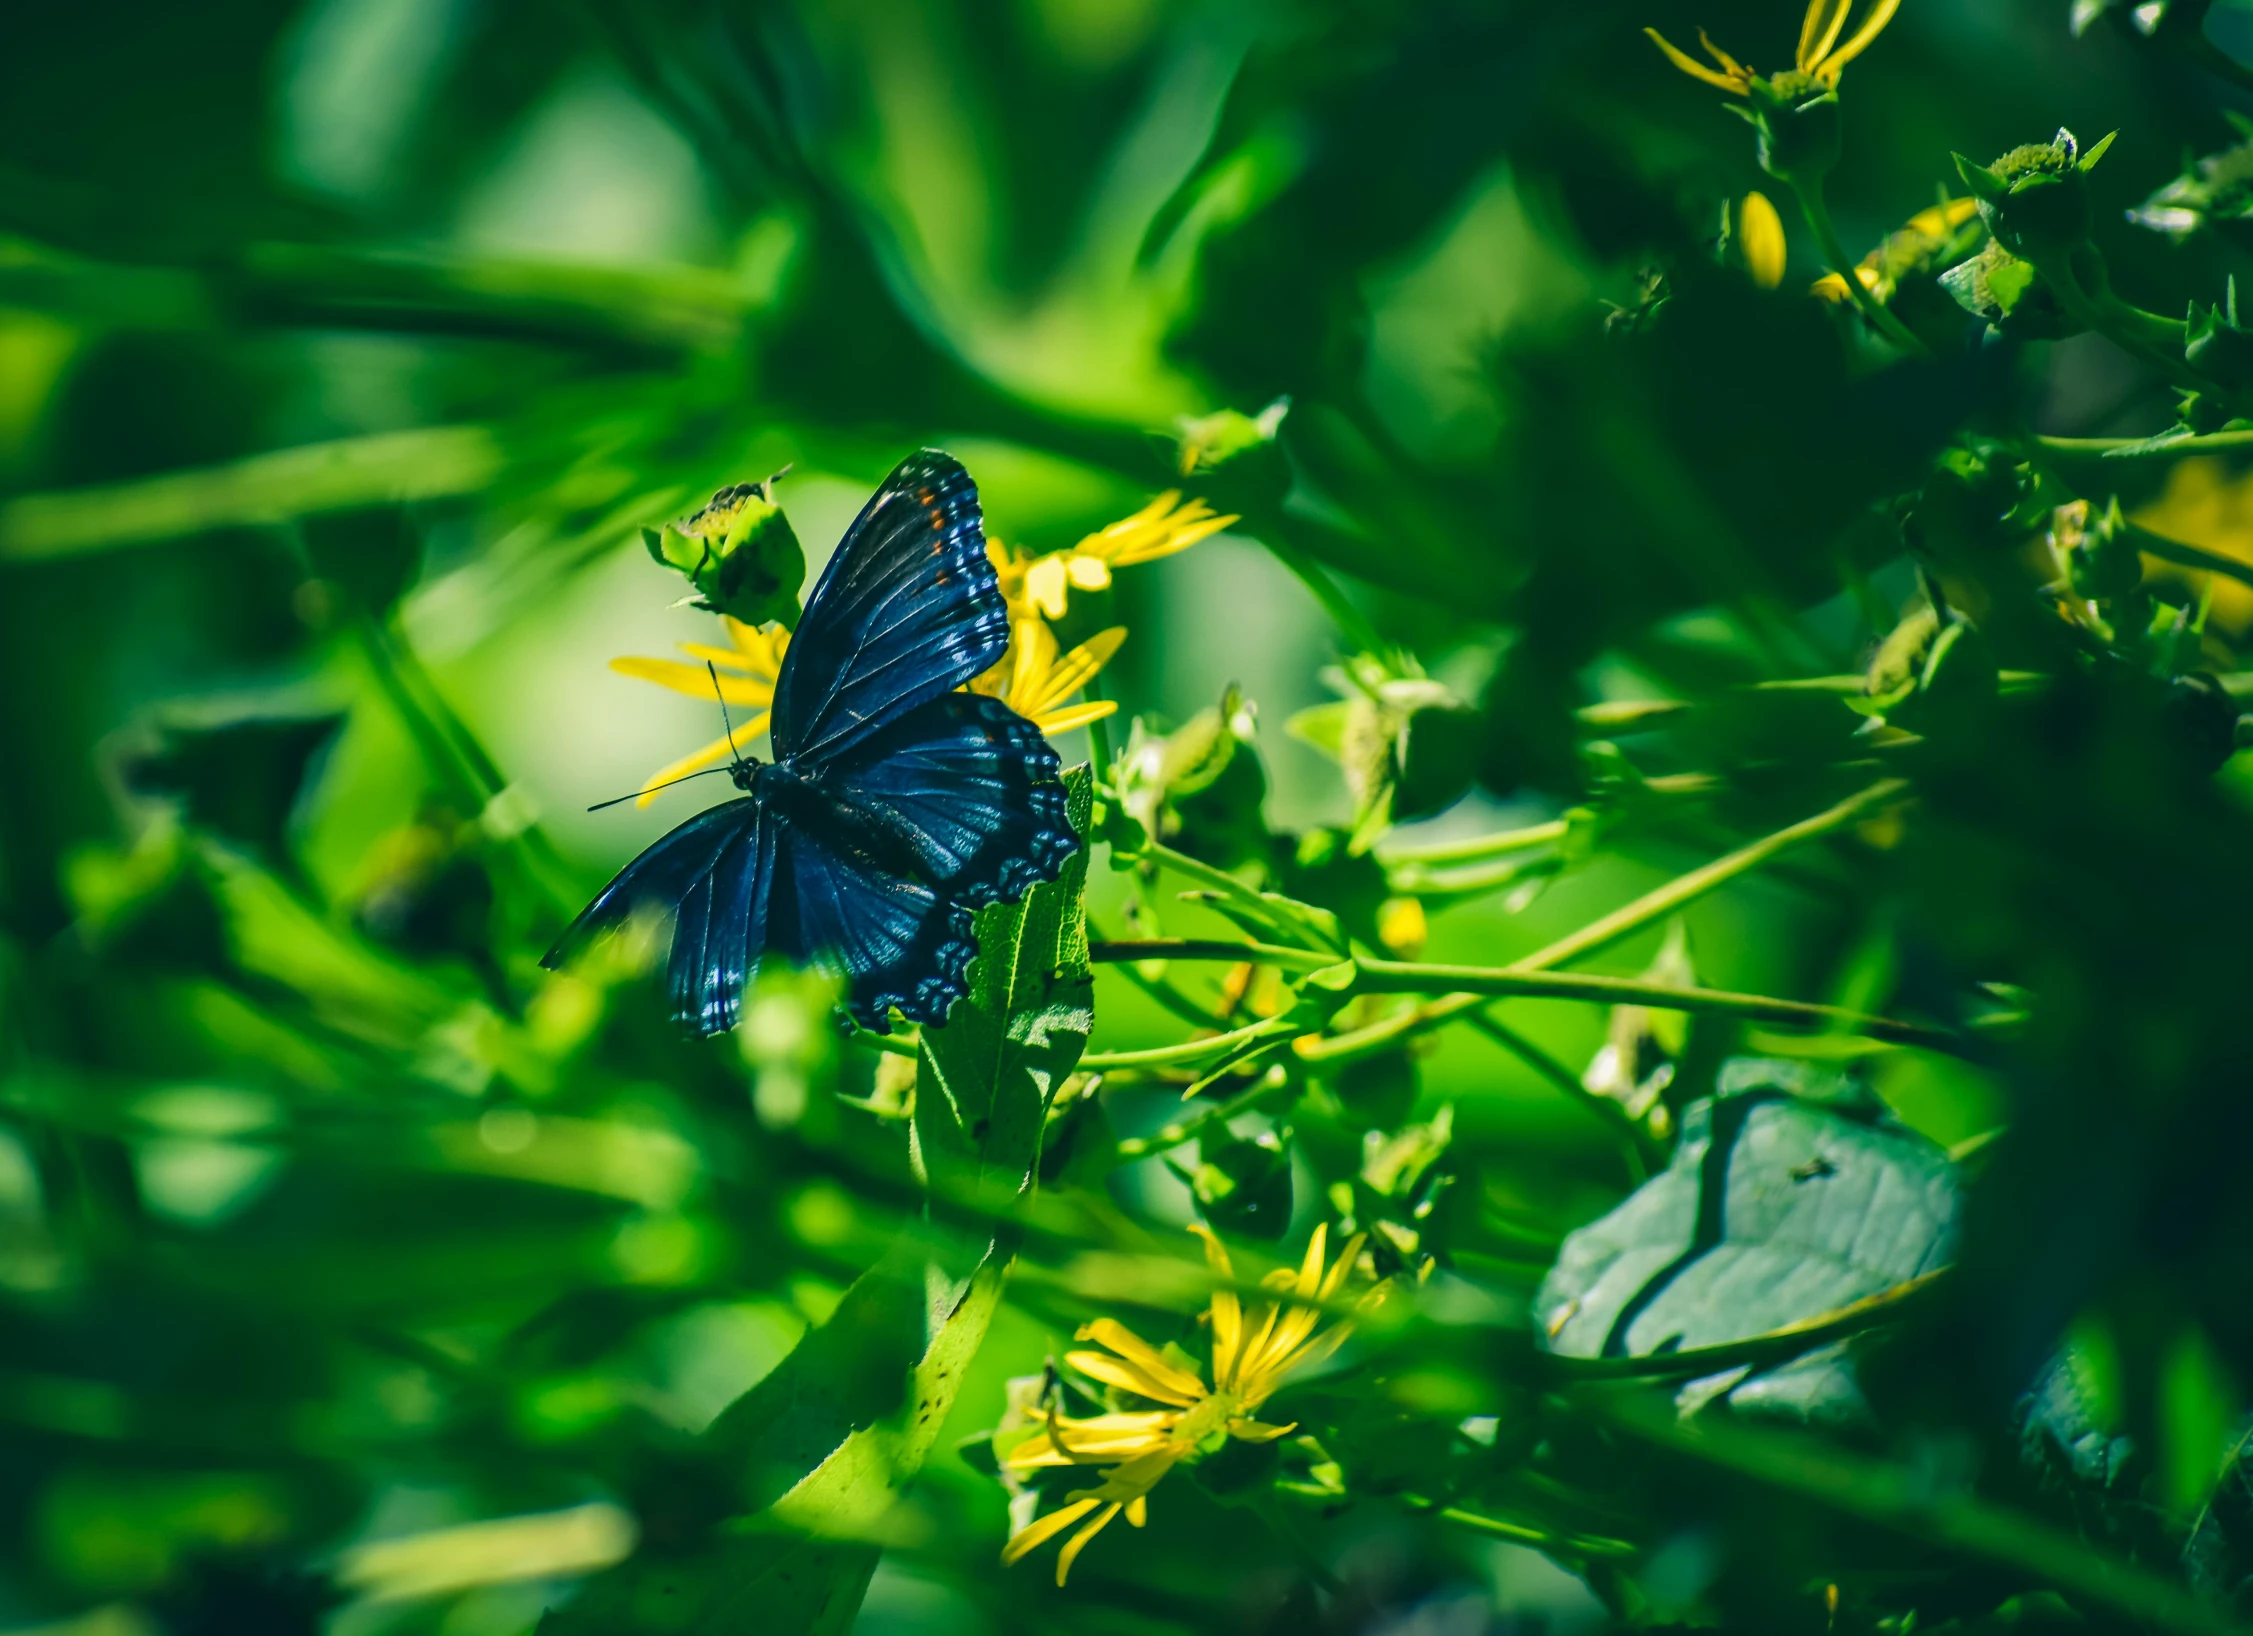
1738;190;1788;287
1811;195;1983;304
1647;0;1900;96
609;617;788;807
994;493;1238;621
614;610;1124;805
1001;1224;1378;1587
970;618;1127;736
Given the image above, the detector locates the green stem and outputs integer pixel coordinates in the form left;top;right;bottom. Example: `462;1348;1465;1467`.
1503;778;1907;973
1252;521;1388;657
1113;1067;1302;1161
1378;819;1570;868
1141;840;1343;953
2126;523;2253;600
1087;927;1237;1029
1349;964;1959;1054
1790;178;1932;357
1423;1503;1640;1560
1081;1015;1300;1071
1303;778;1912;1066
1091;938;1332;970
2033;253;2203;396
2036;429;2253;460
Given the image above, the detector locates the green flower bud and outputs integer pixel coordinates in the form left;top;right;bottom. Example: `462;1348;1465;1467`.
1937;239;2078;339
1954;129;2116;262
2054;497;2144;604
2185;281;2253;387
1736;75;1843;186
642;472;806;630
1176;397;1289;478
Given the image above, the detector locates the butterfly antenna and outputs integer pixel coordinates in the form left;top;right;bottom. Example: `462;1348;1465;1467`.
707;661;751;774
586;766;732;812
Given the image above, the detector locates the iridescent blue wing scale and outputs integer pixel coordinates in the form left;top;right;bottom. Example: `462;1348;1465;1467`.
768;450;1008;768
820;692;1074;910
541;797;775;1035
767;821;979;1028
665;808;774;1035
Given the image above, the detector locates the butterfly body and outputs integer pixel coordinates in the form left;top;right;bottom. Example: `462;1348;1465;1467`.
545;451;1078;1034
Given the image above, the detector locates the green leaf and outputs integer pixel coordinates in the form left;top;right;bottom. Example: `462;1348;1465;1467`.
917;766;1096;1215
1537;1061;1960;1425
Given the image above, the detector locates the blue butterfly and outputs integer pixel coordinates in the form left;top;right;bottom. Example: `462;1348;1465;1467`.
545;450;1080;1034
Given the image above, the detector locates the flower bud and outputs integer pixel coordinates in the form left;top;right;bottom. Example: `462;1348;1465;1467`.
1938;239;2078;339
1955;129;2116;262
642;473;806;629
1737;76;1842;186
1176;397;1289;478
2185;281;2253;387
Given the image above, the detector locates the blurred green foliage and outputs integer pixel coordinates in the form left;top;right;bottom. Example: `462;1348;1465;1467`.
21;0;2253;1631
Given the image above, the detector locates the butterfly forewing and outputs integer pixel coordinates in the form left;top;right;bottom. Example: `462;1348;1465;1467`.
667;811;773;1035
768;450;1008;768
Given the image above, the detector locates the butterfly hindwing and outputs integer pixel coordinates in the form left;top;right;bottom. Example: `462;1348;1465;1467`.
822;692;1076;910
768;450;1008;768
767;818;979;1028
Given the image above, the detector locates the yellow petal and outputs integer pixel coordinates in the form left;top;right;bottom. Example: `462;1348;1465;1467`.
1294;1224;1329;1302
1009;618;1057;710
1264;1318;1358;1386
1055;1502;1123;1586
1797;0;1851;73
1645;27;1746;92
1105;511;1235;568
1905;196;1980;239
1228;1302;1281;1394
1002;1497;1101;1568
610;655;775;706
1024;556;1070;620
1030;700;1118;736
1228;1417;1298;1442
1075;1319;1211;1403
1191;1224;1245;1388
1066;554;1111;591
1318;1232;1366;1303
1035;627;1126;714
633;718;766;806
1813;0;1899;80
1125;1497;1147;1527
1067;1348;1204;1409
1695;27;1750;79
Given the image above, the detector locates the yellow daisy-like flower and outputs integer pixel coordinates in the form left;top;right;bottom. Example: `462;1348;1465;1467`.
1001;1224;1380;1587
1646;0;1900;97
970;619;1127;736
613;612;1124;804
608;616;788;807
993;493;1238;622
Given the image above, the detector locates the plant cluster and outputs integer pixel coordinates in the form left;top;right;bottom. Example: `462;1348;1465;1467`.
17;2;2253;1633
